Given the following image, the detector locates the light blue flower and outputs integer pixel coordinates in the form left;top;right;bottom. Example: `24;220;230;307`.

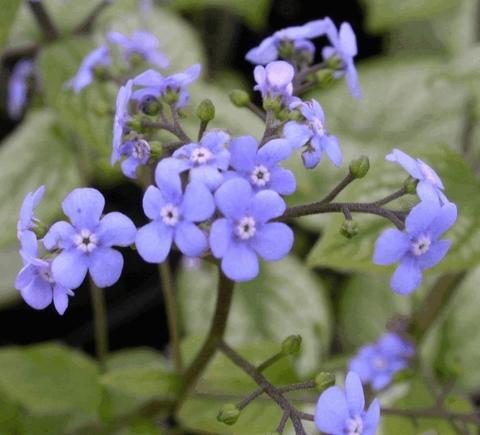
17;185;45;239
117;139;151;179
111;79;133;165
8;59;34;120
254;61;294;105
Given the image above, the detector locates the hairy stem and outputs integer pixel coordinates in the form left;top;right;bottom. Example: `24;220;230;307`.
27;0;60;41
89;279;109;372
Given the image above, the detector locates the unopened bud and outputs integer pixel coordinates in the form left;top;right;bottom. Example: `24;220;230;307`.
263;95;283;112
404;176;418;194
229;89;251;107
278;40;295;59
33;223;48;239
281;335;302;356
139;95;162;116
288;109;303;121
196;98;215;123
349;156;370;179
162;87;180;105
126;118;142;132
217;403;240;425
340;220;358;239
149;141;163;158
315;372;335;393
315;69;335;88
325;55;343;70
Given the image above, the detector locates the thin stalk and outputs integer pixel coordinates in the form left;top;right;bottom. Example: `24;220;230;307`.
317;172;355;205
74;0;112;34
247;102;267;122
257;351;285;372
371;186;407;207
89;278;109;372
27;0;60;41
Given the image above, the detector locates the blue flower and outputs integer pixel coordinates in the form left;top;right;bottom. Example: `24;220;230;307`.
284;99;342;168
44;188;136;289
136;161;215;263
17;185;45;239
349;332;414;390
246;18;333;64
107;30;169;69
8;59;34;120
254;61;294;105
15;231;74;315
373;200;457;294
210;178;293;281
111;79;133;164
228;135;296;195
386;149;447;204
66;45;111;93
315;371;380;435
169;131;230;190
323;22;361;99
116;139;151;179
132;64;201;109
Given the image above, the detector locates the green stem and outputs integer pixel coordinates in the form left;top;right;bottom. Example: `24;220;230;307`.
257;352;285;372
159;260;183;375
89;278;109;372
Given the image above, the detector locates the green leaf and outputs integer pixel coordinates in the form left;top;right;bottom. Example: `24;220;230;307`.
0;0;22;50
177;255;332;375
0;110;82;248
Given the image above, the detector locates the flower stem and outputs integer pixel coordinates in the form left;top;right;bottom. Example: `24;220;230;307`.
257;351;285;372
74;0;112;34
27;0;60;41
88;278;109;372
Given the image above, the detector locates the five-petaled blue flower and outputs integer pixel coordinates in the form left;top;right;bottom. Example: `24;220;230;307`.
349;332;414;391
315;371;380;435
386;149;448;205
107;31;169;69
324;22;361;99
136;160;215;263
373;200;457;294
8;59;34;120
227;135;296;195
170;130;231;190
284;99;342;168
66;45;111;93
115;139;151;179
15;231;74;315
209;178;294;281
17;185;45;239
254;61;294;105
111;79;133;165
43;188;136;289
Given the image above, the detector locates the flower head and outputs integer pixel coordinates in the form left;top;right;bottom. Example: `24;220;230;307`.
253;61;294;105
386;149;447;204
135;160;215;263
210;178;294;281
315;371;380;435
228;135;296;195
43;188;136;289
350;332;414;390
17;185;45;239
8;59;34;120
117;139;151;179
66;45;111;93
373;200;457;294
111;79;134;164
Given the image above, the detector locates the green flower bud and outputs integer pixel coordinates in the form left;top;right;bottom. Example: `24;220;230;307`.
288;109;304;121
340;220;358;239
149;141;163;158
315;372;335;393
349;156;370;179
263;95;283;112
33;223;48;239
162;87;180;105
315;69;335;88
139;96;162;116
229;89;250;107
278;40;295;59
126;118;143;132
281;335;302;356
196;98;216;123
325;54;343;70
216;403;241;425
404;176;418;194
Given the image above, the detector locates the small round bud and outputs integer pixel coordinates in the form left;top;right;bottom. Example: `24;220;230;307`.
139;95;162;116
126;118;143;132
263;95;283;112
315;372;335;393
196;98;215;123
315;69;335;88
149;141;163;158
162;87;180;105
288;109;304;122
340;220;358;239
404;176;418;194
281;335;302;356
349;156;370;179
216;403;241;425
229;89;251;107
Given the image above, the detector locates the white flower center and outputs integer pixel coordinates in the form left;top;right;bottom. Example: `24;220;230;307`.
39;267;55;284
160;204;179;226
345;415;364;435
190;147;212;165
250;165;271;187
235;216;256;240
132;139;150;160
411;234;431;256
74;229;98;253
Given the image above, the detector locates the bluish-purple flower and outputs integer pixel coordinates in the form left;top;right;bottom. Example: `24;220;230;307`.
373;200;457;294
254;61;294;105
136;161;215;263
116;139;151;179
228;135;296;195
284;99;342;168
246;18;333;64
386;149;447;204
171;131;230;190
349;332;414;390
315;371;380;435
323;22;361;99
17;185;45;239
107;31;169;69
210;178;293;281
8;59;34;120
15;231;74;315
111;79;133;164
43;188;136;289
66;45;111;93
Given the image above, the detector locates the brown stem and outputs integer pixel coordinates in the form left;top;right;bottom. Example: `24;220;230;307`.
74;0;112;34
247;102;267;121
27;0;60;41
317;172;356;205
371;186;408;207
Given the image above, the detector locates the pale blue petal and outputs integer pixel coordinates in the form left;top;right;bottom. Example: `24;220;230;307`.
314;386;349;434
257;138;292;166
135;222;173;263
245;36;278;64
428;201;457;239
215;178;252;219
417;240;451;269
143;185;165;220
385;149;423;180
181;181;215;222
209;218;233;258
324;135;343;167
363;399;381;435
155;159;187;203
345;371;365;415
229;135;257;172
15;264;36;289
221;242;259;281
121;157;141;179
53;284;71;315
97;212;136;247
43;221;75;251
201;130;230;153
250;222;293;261
190;165;223;190
250;190;286;223
373;228;410;265
174;222;208;257
52;249;89;289
346;61;361;99
62;188;105;229
405;201;439;234
302;148;321;169
268;167;296;195
391;257;422;295
89;247;123;288
339;22;358;57
20;275;52;310
417;181;441;204
283;121;311;149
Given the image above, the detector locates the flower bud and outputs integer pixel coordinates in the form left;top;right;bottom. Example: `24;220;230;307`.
315;69;335;88
33;223;48;239
126;118;143;132
216;403;241;425
288;109;304;122
349;156;370;179
196;98;215;123
340;220;358;239
149;141;163;158
325;54;343;70
281;335;302;356
315;372;335;393
278;40;295;59
404;176;418;194
139;95;162;116
229;89;250;107
162;87;180;105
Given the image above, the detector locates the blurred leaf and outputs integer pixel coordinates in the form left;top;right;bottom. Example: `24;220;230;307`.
0;110;81;248
177;255;332;375
0;0;22;50
0;244;22;307
170;0;272;30
106;347;168;371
